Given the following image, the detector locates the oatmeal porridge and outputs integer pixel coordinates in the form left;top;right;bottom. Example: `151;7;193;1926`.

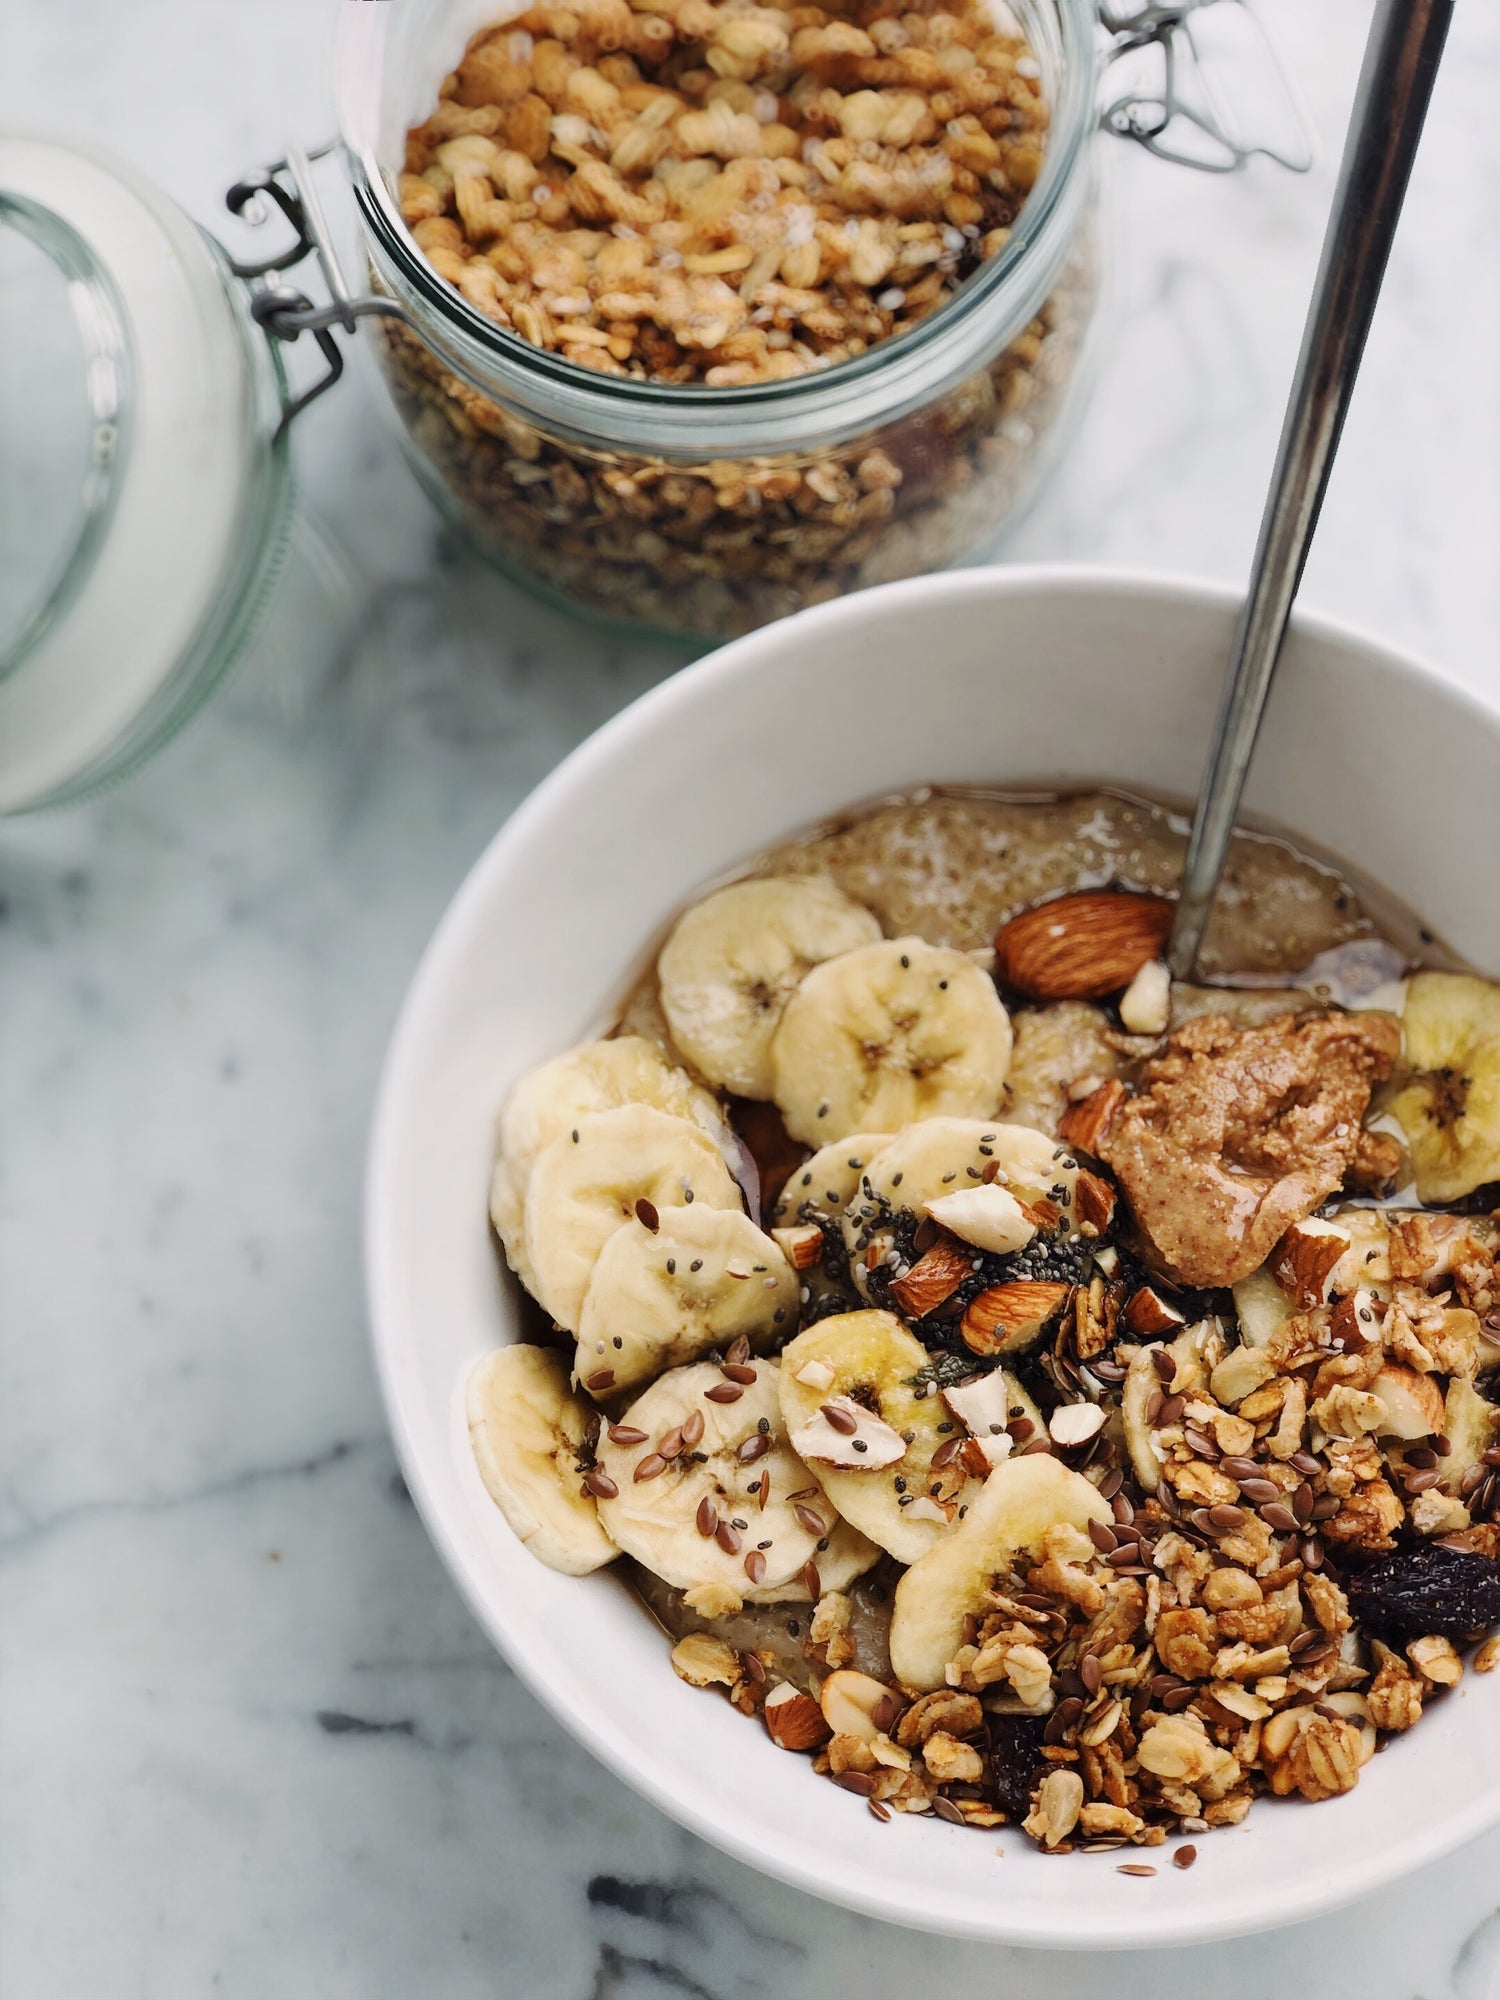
465;788;1500;1854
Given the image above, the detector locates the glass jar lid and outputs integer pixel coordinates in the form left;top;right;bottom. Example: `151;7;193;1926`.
0;135;292;813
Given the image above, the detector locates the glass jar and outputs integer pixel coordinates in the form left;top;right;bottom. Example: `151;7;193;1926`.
337;0;1101;640
0;136;299;812
0;7;1302;807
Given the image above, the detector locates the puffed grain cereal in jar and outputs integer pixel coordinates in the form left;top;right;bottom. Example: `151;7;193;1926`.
340;0;1101;638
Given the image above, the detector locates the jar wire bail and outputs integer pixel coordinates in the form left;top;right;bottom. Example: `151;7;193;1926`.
225;142;409;439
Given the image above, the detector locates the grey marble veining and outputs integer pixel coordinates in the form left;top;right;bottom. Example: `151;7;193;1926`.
3;2;1500;1994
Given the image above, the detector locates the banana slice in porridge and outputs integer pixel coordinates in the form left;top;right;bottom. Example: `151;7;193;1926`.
657;876;881;1100
769;937;1013;1144
778;1311;985;1565
842;1118;1080;1304
592;1359;871;1598
1384;972;1500;1202
491;1036;725;1294
889;1454;1110;1691
523;1105;742;1333
575;1204;797;1398
465;1345;619;1576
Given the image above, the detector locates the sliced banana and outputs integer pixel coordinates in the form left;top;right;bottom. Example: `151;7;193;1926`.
489;1156;537;1296
769;1130;892;1311
1231;1264;1294;1349
1384;972;1500;1201
593;1359;855;1596
750;1513;881;1604
841;1118;1078;1302
491;1037;725;1285
466;1345;619;1575
575;1205;797;1398
523;1105;742;1332
658;876;881;1099
769;937;1013;1145
1121;1321;1218;1490
1121;1344;1166;1491
889;1455;1110;1692
1441;1376;1498;1496
777;1310;984;1564
500;1035;724;1188
770;1131;894;1228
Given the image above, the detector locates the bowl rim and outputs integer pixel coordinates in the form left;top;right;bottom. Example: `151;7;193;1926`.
364;563;1500;1946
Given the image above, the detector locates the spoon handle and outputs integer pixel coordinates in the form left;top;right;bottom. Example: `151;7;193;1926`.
1167;0;1454;980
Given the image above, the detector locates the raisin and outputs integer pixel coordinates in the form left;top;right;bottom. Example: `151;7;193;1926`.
987;1712;1049;1821
1347;1543;1500;1639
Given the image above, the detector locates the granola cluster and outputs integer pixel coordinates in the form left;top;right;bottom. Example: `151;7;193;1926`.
401;0;1048;380
475;797;1500;1867
662;998;1500;1854
378;0;1091;636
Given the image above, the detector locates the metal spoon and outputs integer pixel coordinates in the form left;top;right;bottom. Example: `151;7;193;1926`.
1166;0;1454;980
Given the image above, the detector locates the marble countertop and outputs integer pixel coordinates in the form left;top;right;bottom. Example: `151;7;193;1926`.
4;1;1500;1993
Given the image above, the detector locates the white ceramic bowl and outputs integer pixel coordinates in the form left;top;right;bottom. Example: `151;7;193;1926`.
365;569;1500;1946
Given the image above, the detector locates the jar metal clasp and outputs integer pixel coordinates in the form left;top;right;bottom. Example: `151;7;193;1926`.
1097;0;1313;175
224;142;409;438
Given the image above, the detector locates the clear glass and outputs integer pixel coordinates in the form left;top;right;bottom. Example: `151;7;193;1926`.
338;0;1100;640
0;176;295;814
0;203;124;676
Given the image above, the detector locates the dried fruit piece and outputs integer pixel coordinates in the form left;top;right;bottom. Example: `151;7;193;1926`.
1347;1543;1500;1639
988;1711;1050;1822
994;892;1173;1002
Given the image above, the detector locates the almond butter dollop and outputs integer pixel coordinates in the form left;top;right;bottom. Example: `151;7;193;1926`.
1100;1009;1401;1289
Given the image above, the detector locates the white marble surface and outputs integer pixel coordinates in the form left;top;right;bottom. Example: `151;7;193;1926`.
4;2;1500;1993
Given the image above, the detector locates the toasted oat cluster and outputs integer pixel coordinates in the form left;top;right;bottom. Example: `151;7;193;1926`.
400;0;1048;382
464;792;1500;1860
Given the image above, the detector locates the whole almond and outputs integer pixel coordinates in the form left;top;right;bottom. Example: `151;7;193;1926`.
994;892;1173;1001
